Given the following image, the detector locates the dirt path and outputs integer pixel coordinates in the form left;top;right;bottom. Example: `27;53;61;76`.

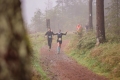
40;40;108;80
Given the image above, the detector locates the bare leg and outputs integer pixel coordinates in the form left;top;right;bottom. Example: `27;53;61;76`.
57;42;60;54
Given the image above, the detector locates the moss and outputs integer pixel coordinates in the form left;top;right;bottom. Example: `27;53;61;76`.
30;32;49;80
66;32;120;80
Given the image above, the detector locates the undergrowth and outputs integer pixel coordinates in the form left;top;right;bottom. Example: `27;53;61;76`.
66;32;120;80
30;32;49;80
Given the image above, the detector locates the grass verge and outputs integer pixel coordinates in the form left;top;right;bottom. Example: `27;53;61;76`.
29;32;49;80
65;32;120;80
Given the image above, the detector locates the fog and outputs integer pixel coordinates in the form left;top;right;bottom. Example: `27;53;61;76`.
21;0;111;33
21;0;56;24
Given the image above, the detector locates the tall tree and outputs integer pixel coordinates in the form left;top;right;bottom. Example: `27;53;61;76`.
55;0;89;31
106;0;120;34
31;9;45;32
96;0;106;45
0;0;31;80
88;0;93;30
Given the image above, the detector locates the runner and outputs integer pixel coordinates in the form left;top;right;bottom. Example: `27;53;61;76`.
45;28;54;51
54;30;67;54
76;24;82;32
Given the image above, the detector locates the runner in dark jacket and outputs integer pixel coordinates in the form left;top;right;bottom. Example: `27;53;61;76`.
45;28;54;51
54;29;67;54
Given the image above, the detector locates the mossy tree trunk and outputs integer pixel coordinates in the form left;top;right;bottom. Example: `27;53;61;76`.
96;0;106;45
0;0;31;80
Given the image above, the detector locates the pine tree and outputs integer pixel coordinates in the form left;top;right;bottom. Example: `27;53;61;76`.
96;0;106;45
88;0;93;30
106;0;120;34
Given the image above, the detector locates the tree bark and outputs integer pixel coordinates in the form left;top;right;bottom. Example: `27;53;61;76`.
88;0;93;30
116;0;119;28
0;0;31;80
96;0;105;45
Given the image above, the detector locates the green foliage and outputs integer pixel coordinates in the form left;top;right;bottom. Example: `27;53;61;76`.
105;0;120;35
27;0;98;33
66;32;120;80
30;33;49;80
68;32;96;50
77;32;96;49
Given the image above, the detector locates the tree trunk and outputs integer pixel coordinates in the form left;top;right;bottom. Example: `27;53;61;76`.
88;0;93;30
96;0;105;45
116;0;119;28
0;0;31;80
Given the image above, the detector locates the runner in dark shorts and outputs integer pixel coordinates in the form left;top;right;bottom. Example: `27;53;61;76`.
45;28;54;51
55;30;67;54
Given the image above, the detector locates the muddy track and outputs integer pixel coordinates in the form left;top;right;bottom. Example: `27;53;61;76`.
40;40;108;80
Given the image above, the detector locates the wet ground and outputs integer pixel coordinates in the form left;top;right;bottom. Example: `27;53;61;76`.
40;41;108;80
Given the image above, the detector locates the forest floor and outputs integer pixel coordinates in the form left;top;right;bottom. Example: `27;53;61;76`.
40;40;109;80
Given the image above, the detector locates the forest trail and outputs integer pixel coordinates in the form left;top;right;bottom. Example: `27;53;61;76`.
40;40;108;80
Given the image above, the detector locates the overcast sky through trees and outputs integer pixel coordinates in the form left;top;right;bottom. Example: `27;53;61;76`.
21;0;56;24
